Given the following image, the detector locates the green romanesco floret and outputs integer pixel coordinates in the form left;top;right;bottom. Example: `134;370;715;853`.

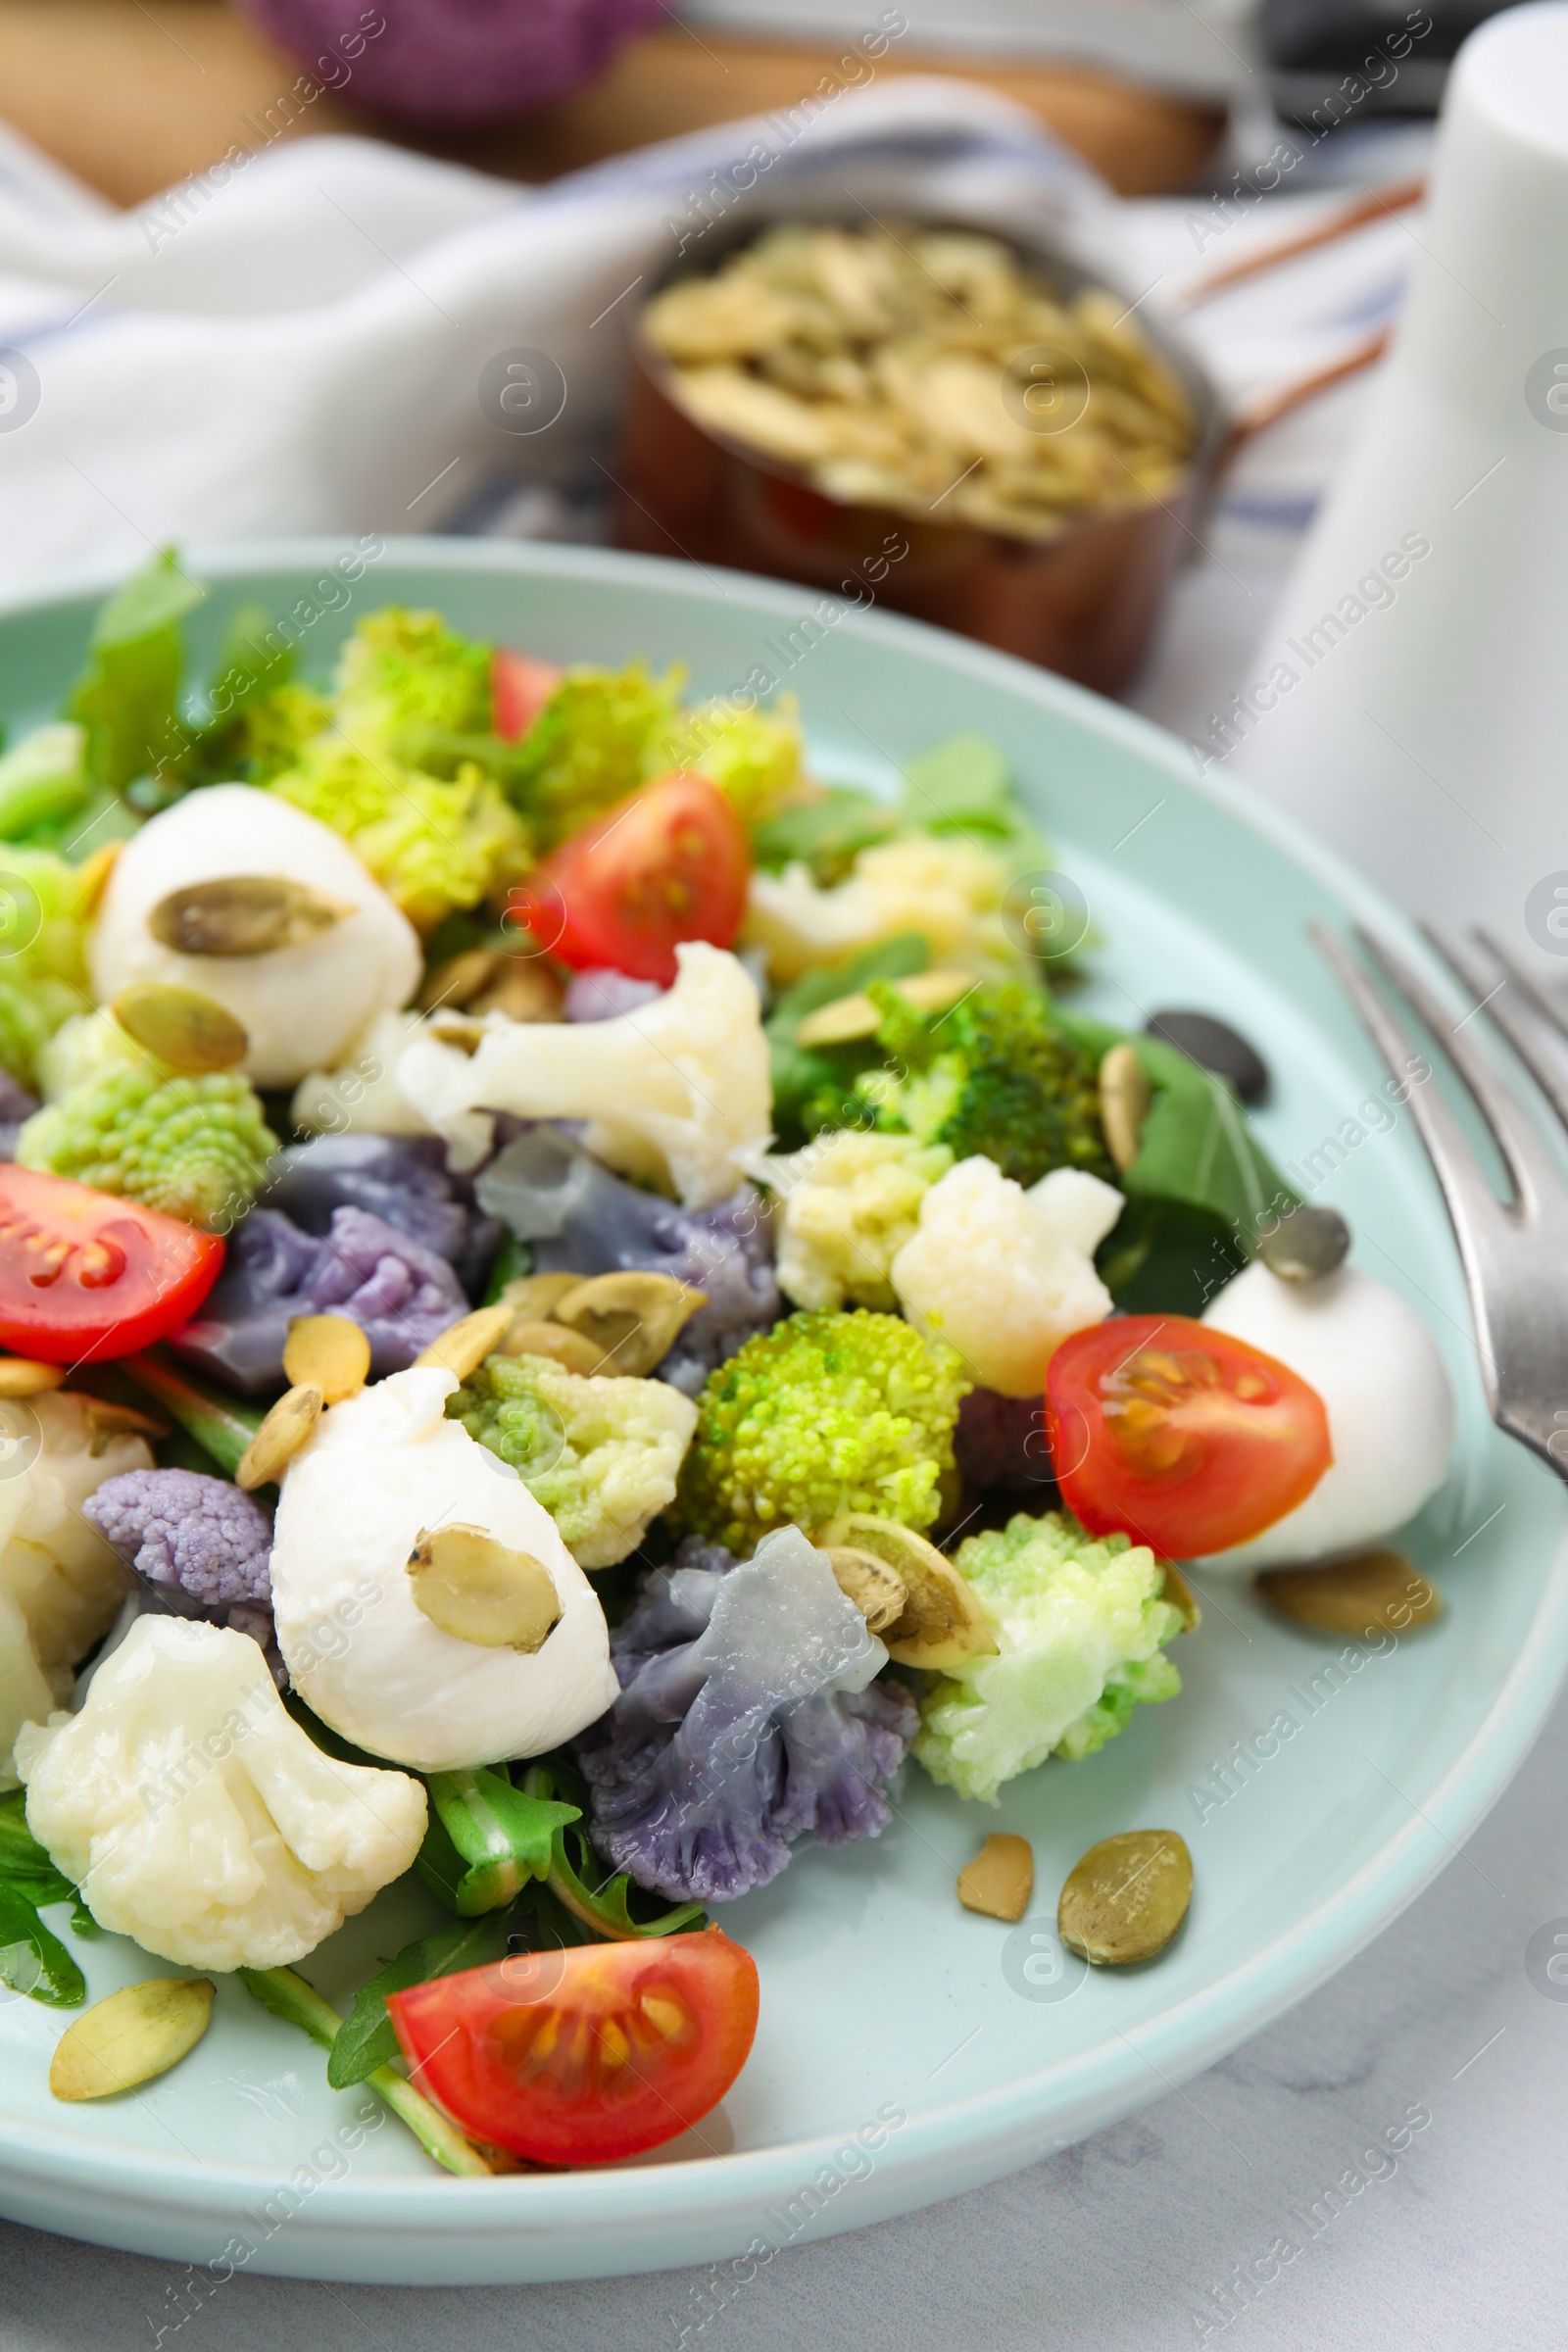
0;851;93;1093
508;662;685;850
866;978;1112;1189
332;608;495;751
767;1130;954;1311
448;1351;698;1570
678;1308;969;1552
230;680;332;782
270;740;529;932
913;1512;1188;1803
660;696;804;823
18;1064;279;1233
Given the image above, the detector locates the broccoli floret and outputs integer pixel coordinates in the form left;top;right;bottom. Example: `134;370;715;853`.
333;608;494;750
763;1130;954;1312
507;663;684;849
868;978;1111;1188
660;696;803;823
0;849;92;1093
913;1512;1187;1803
18;1064;277;1233
270;740;529;931
449;1352;698;1570
678;1307;969;1552
230;681;332;782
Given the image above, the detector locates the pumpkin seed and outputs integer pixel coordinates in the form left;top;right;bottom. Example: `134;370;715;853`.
1257;1202;1351;1284
501;1320;610;1376
82;1399;168;1454
148;875;354;958
815;1512;997;1670
418;948;498;1013
1099;1043;1152;1173
1146;1008;1268;1103
112;983;249;1073
1256;1547;1441;1635
552;1270;706;1379
1058;1829;1192;1966
50;1976;215;2100
427;1015;486;1054
236;1383;321;1490
282;1314;371;1403
822;1544;907;1634
408;1525;562;1651
498;1272;583;1321
0;1358;63;1397
75;840;122;919
470;962;564;1023
1159;1560;1200;1631
415;1305;517;1384
795;968;974;1049
957;1832;1034;1922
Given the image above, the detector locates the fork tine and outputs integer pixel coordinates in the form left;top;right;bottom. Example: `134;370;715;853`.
1309;922;1509;1248
1423;925;1568;1138
1351;924;1568;1213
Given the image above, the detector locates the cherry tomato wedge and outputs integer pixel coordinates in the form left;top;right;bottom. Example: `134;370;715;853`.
520;770;750;985
491;649;564;742
1046;1314;1332;1557
387;1926;760;2166
0;1166;224;1364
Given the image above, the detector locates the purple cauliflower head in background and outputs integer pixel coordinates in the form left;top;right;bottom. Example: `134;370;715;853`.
171;1203;468;1394
234;0;663;125
575;1526;918;1905
84;1468;285;1686
265;1133;502;1298
476;1125;782;1395
563;969;663;1024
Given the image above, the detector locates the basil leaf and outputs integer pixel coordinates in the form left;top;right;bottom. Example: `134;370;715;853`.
901;735;1049;871
69;549;205;794
765;931;929;1148
327;1911;514;2088
1059;1015;1297;1314
0;1789;75;1908
751;787;899;885
423;1768;580;1917
0;1882;86;2008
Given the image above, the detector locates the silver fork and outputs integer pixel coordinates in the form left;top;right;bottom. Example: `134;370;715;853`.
1312;919;1568;1477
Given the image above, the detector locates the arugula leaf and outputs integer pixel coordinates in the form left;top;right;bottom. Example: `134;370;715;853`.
327;1912;514;2088
765;930;929;1148
900;735;1050;872
519;1764;705;1941
751;786;899;885
1059;1015;1297;1314
0;1788;75;1908
419;1767;580;1917
482;1230;533;1304
0;1882;85;2007
69;549;205;794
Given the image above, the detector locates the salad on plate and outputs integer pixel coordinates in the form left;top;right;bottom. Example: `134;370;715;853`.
0;553;1456;2176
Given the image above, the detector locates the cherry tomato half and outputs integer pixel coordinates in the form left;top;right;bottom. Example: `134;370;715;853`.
0;1166;224;1364
387;1926;760;2166
525;770;750;985
491;649;564;742
1046;1314;1332;1558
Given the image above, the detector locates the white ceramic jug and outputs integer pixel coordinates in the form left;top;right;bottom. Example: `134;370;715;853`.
1234;1;1568;977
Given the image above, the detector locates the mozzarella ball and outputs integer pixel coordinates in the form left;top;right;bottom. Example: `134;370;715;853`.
1198;1258;1454;1573
90;785;420;1087
270;1367;619;1770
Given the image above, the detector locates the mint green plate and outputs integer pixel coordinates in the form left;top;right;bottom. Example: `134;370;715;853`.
0;539;1561;2284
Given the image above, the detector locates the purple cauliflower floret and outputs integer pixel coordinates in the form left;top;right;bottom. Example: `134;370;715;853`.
955;1387;1058;1494
564;968;663;1024
0;1068;38;1161
265;1133;502;1297
83;1468;285;1686
575;1528;918;1905
476;1125;781;1395
170;1203;468;1394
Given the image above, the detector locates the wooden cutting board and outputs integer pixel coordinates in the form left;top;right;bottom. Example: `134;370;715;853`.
0;0;1222;208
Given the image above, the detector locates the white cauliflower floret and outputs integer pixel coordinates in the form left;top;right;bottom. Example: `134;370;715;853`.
15;1614;426;1970
756;1131;954;1311
891;1158;1123;1397
397;941;771;1204
270;1366;619;1769
0;1393;155;1789
89;784;421;1088
290;1008;439;1141
743;834;1025;986
451;1351;699;1570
